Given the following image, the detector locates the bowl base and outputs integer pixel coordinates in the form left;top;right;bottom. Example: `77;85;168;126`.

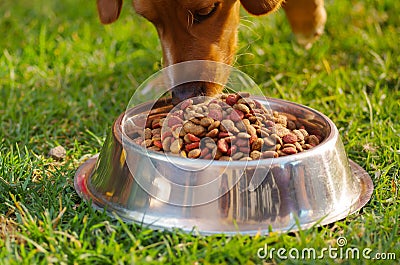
74;155;373;236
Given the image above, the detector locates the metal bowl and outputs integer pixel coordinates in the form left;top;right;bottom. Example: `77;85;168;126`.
74;97;373;235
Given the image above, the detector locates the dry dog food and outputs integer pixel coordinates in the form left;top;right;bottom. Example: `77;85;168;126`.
126;93;324;161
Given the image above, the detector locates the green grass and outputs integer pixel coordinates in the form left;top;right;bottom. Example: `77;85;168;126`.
0;0;399;264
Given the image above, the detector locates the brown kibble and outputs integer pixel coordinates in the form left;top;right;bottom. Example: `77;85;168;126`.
183;134;192;144
208;108;223;121
233;103;250;114
188;149;201;158
237;98;256;109
205;141;217;150
287;120;297;130
260;127;269;137
292;129;305;142
219;156;232;161
282;133;298;144
263;136;276;146
144;139;153;147
250;150;262;160
281;146;297;155
232;152;244;160
274;114;287;127
214;149;223;160
251;138;264;151
200;117;214;127
172;125;183;138
237;132;251;139
183;121;205;136
162;137;172;152
307;135;320;146
277;150;288;157
235;138;249;147
236;92;250;98
206;128;219;138
220;119;239;133
161;131;172;141
230;109;245;122
208;120;220;131
239;146;251;154
144;128;152;139
245;124;257;136
151;117;162;128
273;124;291;138
170;138;183;154
262;151;278;158
299;128;309;137
167;116;183;127
295;142;303;152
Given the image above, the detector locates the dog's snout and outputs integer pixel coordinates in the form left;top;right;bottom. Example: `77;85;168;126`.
171;82;206;105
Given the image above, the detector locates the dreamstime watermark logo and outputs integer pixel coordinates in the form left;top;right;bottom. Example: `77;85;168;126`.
257;237;397;261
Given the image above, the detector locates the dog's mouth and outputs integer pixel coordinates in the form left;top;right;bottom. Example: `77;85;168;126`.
171;81;212;106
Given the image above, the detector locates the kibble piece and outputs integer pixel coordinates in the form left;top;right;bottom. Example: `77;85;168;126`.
274;124;291;138
144;128;152;139
188;149;201;158
233;103;250;114
237;132;251;139
232;152;244;160
282;133;298;144
220;119;239;133
307;135;320;146
183;121;205;136
225;94;238;106
250;150;262;160
217;138;229;153
162;137;172;152
281;146;297;155
262;151;278;158
292;129;305;142
299;128;309;137
251;138;264;151
200;117;214;127
208;120;220;131
170;139;183;154
245;124;257;136
144;139;153;147
206;128;219;138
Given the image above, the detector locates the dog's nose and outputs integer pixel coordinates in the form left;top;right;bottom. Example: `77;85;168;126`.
171;82;206;105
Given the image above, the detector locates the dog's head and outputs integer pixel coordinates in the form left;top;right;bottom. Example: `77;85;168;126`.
97;0;283;102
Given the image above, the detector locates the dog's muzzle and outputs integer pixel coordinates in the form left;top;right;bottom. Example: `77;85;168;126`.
171;82;207;105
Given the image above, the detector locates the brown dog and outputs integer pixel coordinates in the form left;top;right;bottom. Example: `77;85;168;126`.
97;0;326;102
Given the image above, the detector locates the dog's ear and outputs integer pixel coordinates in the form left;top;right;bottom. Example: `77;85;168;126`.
97;0;123;24
240;0;283;15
